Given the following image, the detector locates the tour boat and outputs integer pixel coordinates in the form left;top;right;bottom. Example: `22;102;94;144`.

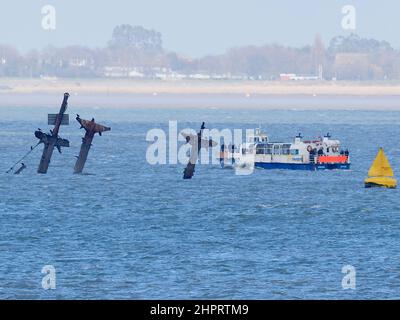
219;128;350;171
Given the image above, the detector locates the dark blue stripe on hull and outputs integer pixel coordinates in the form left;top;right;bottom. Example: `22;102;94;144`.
255;162;350;170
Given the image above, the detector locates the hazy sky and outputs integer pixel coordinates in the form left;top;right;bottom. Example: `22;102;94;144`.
0;0;398;56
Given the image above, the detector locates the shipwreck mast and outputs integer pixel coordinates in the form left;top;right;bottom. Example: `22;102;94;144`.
182;122;217;179
74;115;111;174
35;93;70;174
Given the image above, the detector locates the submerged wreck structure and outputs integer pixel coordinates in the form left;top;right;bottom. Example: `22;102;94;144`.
181;122;217;179
35;93;70;174
74;115;111;174
14;163;27;175
6;92;112;175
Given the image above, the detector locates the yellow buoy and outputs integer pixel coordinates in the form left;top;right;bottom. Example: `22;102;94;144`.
364;148;397;188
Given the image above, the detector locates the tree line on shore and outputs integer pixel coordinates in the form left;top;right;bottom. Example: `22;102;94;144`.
0;24;399;81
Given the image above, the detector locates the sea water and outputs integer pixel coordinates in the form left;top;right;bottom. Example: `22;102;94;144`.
1;98;400;299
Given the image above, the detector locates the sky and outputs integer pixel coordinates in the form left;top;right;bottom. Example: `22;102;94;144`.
0;0;398;57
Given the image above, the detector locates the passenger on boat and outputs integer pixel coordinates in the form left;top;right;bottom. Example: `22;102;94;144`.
309;148;316;162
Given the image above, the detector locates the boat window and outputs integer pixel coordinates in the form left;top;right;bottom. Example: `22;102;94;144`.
256;146;265;154
242;147;253;155
273;145;280;155
290;149;299;155
282;144;291;155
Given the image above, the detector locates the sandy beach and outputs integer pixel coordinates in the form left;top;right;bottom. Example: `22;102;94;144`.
1;78;400;95
1;78;400;109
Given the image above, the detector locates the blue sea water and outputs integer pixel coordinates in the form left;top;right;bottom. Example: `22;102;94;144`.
1;101;400;299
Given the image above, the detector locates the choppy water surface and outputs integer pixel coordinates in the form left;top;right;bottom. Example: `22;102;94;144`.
1;102;400;299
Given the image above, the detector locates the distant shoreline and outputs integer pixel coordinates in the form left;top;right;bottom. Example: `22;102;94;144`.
1;78;400;96
1;78;400;110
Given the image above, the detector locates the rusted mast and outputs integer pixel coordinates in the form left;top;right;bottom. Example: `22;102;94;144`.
74;115;111;174
35;93;70;174
182;122;217;179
